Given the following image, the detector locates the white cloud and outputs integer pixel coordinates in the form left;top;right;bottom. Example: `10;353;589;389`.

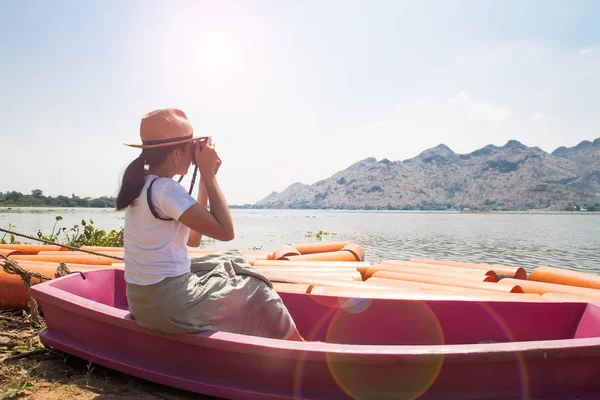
449;91;470;104
579;48;594;56
467;102;512;122
411;97;433;110
365;120;395;128
531;111;546;119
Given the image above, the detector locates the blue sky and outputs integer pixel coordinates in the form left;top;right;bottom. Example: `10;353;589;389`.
1;0;599;204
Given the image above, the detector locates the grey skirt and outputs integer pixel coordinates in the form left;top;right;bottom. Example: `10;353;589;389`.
125;249;297;339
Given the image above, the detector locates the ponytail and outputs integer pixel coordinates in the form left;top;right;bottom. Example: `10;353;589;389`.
116;155;146;210
116;144;185;210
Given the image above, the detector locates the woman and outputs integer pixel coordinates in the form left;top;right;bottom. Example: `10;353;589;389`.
117;108;304;341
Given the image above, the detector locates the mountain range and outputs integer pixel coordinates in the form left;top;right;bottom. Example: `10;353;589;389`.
255;138;600;211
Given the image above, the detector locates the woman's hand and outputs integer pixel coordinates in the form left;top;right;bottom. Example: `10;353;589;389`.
198;156;221;194
194;137;219;179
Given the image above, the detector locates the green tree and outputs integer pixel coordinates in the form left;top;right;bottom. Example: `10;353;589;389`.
5;191;23;202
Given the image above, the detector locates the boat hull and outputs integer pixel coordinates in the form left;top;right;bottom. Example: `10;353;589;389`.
31;269;600;400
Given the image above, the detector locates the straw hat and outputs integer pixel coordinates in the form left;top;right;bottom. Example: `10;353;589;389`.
124;108;206;149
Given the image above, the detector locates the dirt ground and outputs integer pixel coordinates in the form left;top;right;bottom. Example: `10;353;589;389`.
0;310;218;400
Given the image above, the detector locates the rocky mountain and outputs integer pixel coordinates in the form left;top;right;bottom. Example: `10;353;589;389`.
255;138;600;210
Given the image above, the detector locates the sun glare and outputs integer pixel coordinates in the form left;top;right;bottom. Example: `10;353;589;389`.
163;1;262;88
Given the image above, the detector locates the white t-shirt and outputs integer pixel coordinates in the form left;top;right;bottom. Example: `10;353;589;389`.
123;174;198;285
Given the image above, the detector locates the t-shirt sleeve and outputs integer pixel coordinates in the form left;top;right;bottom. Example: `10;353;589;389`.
155;179;197;220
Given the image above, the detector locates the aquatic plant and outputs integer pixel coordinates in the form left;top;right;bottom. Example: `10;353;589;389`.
0;223;18;244
2;216;124;247
2;216;220;248
305;230;337;241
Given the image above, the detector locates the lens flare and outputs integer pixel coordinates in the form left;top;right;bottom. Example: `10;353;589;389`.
475;302;530;400
327;300;444;400
291;295;533;400
292;306;338;399
291;297;444;400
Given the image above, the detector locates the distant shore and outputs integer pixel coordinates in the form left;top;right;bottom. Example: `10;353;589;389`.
460;210;600;215
1;206;599;215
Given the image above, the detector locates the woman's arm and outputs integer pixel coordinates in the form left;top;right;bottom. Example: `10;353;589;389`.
179;176;234;242
180;141;234;242
186;179;208;247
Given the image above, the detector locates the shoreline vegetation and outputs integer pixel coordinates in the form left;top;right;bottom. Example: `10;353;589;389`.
1;189;599;214
459;210;600;215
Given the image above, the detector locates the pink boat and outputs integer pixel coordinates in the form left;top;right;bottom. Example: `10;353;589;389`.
30;268;600;400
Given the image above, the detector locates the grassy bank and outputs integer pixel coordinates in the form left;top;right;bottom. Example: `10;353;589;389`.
0;310;217;399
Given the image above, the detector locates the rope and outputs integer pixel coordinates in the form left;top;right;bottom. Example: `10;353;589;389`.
55;262;72;277
1;255;53;282
1;255;51;325
0;227;124;261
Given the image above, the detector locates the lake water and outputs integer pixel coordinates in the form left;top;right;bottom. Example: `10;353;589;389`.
1;207;598;274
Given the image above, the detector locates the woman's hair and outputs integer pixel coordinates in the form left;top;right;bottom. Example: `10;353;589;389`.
116;144;187;210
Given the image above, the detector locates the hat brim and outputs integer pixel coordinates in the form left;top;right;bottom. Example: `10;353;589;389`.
124;136;208;149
